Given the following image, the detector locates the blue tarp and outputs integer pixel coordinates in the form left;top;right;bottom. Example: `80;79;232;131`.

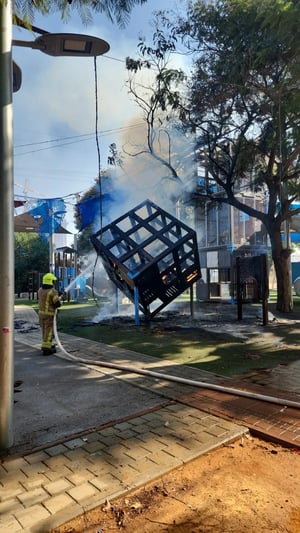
27;199;66;235
76;184;129;231
76;193;115;230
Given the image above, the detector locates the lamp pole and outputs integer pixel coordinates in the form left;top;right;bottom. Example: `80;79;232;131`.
0;0;14;449
0;2;109;449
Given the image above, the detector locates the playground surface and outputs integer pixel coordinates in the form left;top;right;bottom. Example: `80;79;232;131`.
0;304;299;532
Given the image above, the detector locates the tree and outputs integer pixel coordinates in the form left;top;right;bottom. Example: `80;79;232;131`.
131;1;300;312
125;31;197;215
125;37;183;180
15;233;49;295
13;0;148;27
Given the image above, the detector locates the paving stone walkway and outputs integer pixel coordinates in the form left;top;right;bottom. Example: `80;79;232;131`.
0;304;299;532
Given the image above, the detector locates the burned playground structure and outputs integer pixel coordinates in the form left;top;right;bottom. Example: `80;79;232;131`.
91;200;201;322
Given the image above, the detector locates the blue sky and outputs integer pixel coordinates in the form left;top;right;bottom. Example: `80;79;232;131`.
12;1;186;234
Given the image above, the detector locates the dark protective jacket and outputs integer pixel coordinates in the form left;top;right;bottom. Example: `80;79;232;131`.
38;284;61;316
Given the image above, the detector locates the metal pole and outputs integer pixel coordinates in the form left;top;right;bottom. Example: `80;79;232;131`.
190;284;194;318
283;184;293;311
115;285;119;314
0;0;14;449
134;287;140;325
49;209;55;273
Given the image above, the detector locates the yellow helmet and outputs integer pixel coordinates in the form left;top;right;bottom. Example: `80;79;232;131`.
42;273;57;286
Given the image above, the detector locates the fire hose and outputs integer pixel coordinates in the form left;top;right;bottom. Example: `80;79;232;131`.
53;311;300;410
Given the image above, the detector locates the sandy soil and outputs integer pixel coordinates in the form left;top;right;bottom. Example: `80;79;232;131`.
51;436;300;533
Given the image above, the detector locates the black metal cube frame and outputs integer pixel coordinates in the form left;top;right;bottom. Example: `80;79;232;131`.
91;199;201;319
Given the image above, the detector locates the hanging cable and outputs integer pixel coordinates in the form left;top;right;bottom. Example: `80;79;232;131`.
90;55;103;306
94;55;103;232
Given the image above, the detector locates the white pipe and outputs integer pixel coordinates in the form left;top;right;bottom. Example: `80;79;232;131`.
53;312;300;410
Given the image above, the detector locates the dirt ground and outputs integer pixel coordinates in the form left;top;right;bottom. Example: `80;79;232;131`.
52;436;300;533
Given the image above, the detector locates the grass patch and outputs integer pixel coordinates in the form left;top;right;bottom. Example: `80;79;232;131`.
79;325;299;378
16;297;300;378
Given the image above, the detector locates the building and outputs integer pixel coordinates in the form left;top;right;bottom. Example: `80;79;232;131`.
191;166;270;301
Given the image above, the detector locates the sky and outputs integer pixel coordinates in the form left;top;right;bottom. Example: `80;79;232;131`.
12;0;188;238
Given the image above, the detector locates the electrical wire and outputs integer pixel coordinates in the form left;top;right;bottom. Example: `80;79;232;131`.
90;55;102;307
15;132;95;148
14;137;93;156
14;123;144;156
94;56;102;233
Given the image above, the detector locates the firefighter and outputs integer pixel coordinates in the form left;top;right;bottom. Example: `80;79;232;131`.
38;273;61;355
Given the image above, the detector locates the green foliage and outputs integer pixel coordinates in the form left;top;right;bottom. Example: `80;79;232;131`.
13;0;148;27
144;0;300;211
15;233;49;294
125;56;151;72
131;0;300;311
107;143;124;167
127;25;186;113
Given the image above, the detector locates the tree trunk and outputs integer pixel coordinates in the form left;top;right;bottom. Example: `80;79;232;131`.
269;228;293;313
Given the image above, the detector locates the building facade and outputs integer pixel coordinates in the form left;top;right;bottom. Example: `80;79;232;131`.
191;169;270;300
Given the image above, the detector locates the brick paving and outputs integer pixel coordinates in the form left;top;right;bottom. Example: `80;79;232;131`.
1;304;298;532
0;403;245;532
179;381;300;447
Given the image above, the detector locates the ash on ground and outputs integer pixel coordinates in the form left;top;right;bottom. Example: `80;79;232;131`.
91;301;298;342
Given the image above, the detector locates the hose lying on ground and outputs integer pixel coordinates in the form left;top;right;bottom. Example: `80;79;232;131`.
53;312;300;410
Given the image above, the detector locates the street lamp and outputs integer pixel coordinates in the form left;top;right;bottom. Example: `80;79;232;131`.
0;0;109;450
13;33;110;57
